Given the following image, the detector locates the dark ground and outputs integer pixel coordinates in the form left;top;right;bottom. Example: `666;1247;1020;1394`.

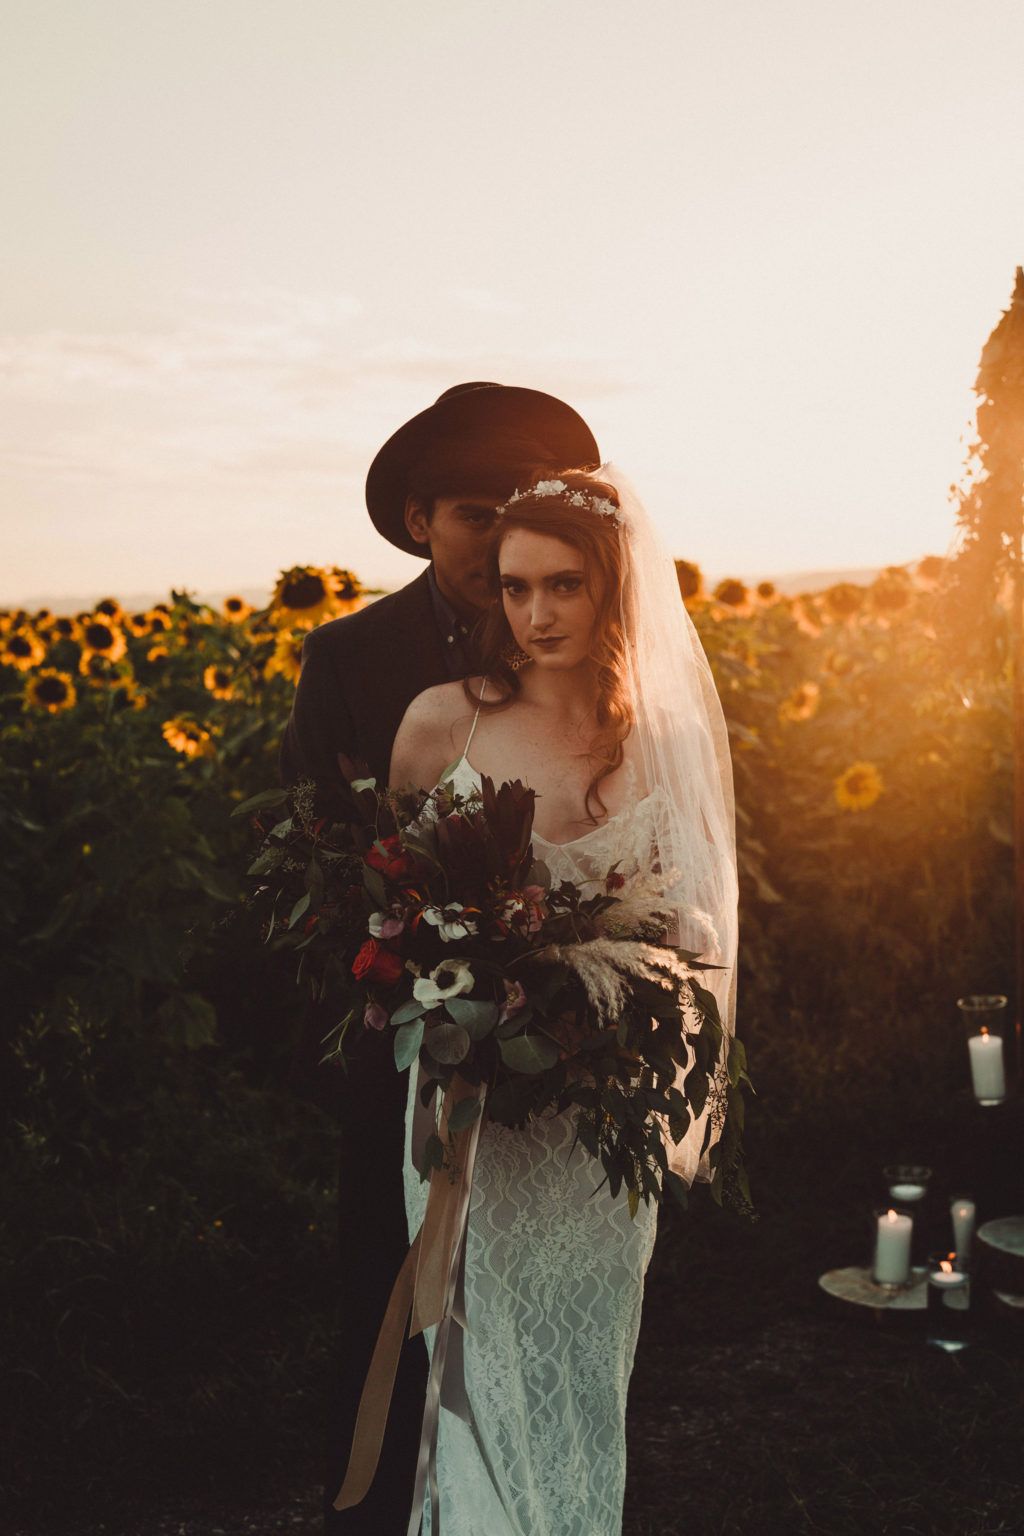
14;1087;1024;1536
35;1237;1023;1536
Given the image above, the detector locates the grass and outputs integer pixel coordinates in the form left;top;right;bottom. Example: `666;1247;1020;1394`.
6;1010;1024;1536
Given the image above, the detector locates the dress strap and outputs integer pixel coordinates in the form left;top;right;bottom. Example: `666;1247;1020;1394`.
461;678;488;761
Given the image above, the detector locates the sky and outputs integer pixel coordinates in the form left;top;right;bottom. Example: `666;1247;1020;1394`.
2;0;1023;606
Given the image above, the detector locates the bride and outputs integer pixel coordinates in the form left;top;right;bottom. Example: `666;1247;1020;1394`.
387;467;738;1536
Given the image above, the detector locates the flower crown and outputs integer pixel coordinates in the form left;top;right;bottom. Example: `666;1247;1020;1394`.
499;478;623;523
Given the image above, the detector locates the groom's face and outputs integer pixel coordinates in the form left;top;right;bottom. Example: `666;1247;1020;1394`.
404;493;499;619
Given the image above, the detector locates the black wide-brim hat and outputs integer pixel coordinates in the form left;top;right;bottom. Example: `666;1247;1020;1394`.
365;382;600;556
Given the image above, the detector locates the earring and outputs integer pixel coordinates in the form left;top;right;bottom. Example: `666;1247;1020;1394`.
500;640;532;673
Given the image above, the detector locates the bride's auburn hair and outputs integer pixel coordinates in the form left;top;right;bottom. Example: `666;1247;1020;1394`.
468;470;634;820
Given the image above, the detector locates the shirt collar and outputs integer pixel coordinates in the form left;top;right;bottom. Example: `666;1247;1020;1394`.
426;563;472;644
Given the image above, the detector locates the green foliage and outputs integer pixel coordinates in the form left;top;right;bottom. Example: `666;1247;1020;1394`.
0;552;1016;1525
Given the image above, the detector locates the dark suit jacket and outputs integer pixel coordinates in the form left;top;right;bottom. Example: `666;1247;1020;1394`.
279;567;448;791
278;566;447;1533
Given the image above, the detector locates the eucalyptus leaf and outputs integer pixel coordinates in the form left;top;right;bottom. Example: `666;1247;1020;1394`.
446;1096;483;1135
446;997;500;1038
391;997;427;1026
247;845;285;877
689;980;722;1025
419;1132;445;1179
499;1034;559;1074
394;1020;425;1071
423;1021;471;1065
288;892;311;928
683;1064;709;1118
231;787;291;818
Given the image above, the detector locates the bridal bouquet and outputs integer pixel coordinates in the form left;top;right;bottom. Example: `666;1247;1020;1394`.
236;766;746;1210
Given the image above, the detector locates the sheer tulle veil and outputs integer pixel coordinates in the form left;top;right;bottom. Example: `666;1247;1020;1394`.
596;463;739;1184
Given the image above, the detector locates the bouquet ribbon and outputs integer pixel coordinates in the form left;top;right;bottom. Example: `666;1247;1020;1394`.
333;1076;486;1536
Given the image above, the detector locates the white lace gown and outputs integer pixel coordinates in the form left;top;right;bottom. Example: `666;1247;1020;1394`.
403;758;661;1536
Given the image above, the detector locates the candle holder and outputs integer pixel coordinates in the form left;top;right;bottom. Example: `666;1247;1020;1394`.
882;1164;932;1208
926;1252;971;1350
957;995;1008;1106
872;1206;914;1289
949;1194;976;1270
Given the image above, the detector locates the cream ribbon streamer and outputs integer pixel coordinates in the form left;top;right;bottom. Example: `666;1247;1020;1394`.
333;1077;486;1536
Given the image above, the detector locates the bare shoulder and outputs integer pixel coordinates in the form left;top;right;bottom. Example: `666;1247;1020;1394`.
390;679;482;790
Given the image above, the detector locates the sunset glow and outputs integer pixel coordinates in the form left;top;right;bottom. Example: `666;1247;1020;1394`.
3;0;1023;604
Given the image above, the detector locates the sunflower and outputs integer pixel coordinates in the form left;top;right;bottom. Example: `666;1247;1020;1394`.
270;566;334;628
146;644;170;666
264;630;306;684
834;761;884;812
94;597;124;623
790;596;824;636
756;581;777;601
111;677;147;711
222;595;253;623
915;555;946;587
162;718;215;759
79;652;120;683
48;615;82;642
327;568;365;614
778;682;821;723
1;628;46;671
674;560;704;603
24;667;77;714
147;609;173;633
823;649;855;678
80;618;127;666
126;611;152;637
869;568;914;616
203;663;235;699
713;578;749;608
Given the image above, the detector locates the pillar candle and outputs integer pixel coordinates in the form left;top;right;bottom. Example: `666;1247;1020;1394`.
968;1030;1005;1104
873;1208;912;1285
951;1199;975;1262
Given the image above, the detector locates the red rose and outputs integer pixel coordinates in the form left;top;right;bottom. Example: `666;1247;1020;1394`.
351;938;405;986
365;834;415;882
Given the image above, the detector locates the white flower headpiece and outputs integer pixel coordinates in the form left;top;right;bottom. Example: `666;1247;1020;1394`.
499;478;623;523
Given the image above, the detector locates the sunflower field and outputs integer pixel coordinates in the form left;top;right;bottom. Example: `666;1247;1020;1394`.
0;554;1015;1527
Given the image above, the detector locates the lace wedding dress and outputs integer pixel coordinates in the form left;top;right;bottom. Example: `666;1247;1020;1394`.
402;756;661;1536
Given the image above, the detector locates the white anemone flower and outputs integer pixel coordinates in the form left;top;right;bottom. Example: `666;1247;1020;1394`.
420;902;478;941
413;959;475;1006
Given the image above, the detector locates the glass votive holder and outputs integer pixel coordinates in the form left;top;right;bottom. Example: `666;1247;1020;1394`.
872;1206;913;1289
926;1253;971;1350
957;995;1008;1105
882;1163;932;1208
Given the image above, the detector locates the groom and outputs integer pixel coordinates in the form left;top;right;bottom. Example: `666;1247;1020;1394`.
280;382;599;1534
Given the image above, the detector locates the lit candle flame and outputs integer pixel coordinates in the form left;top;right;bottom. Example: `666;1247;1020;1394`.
886;1209;899;1222
981;1026;989;1038
940;1260;953;1274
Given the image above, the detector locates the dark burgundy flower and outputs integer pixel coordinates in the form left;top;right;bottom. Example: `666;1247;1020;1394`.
365;835;416;882
351;938;405;986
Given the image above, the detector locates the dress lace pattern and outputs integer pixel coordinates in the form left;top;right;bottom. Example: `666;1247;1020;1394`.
402;758;660;1536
